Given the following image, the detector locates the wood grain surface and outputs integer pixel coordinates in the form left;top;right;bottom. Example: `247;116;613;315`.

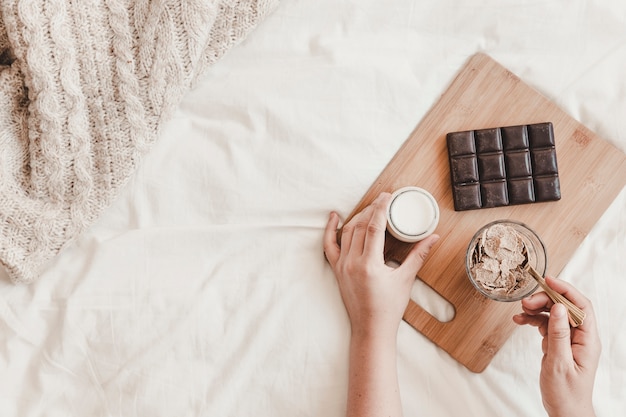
343;53;626;373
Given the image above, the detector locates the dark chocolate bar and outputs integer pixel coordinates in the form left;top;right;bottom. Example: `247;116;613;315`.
446;122;561;211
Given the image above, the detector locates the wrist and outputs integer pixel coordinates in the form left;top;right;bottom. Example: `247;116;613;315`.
348;325;399;379
547;402;595;417
350;320;399;344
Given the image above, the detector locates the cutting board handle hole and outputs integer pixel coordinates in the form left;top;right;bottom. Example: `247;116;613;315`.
410;278;455;323
385;260;455;323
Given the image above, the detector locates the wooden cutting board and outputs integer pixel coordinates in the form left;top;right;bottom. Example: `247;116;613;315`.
343;53;626;373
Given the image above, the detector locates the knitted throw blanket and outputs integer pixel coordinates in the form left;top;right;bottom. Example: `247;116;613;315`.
0;0;279;284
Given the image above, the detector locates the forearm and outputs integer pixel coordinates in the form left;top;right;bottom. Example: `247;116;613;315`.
346;330;403;417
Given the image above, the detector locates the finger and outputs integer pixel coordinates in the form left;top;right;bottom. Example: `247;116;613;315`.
545;276;595;321
340;212;359;254
362;193;392;259
347;205;374;256
323;212;341;266
513;313;549;338
398;234;440;276
520;292;554;315
545;277;599;337
546;303;574;363
513;312;548;328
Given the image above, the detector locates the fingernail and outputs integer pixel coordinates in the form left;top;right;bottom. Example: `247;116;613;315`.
552;303;566;318
428;236;440;250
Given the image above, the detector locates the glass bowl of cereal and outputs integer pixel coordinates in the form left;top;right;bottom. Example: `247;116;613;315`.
466;220;546;302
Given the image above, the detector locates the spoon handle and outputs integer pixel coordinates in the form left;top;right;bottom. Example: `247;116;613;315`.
525;266;586;327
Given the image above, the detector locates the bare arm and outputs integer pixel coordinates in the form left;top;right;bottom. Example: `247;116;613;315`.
323;193;439;417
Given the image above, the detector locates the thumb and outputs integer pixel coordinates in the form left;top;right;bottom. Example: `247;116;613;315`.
399;234;439;275
547;303;573;363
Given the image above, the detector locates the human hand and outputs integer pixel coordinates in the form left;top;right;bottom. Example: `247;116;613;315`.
323;192;439;339
513;277;601;417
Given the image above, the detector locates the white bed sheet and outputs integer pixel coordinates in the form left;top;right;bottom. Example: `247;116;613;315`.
1;0;625;416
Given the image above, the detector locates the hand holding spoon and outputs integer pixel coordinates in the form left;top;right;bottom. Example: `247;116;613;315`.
521;247;586;327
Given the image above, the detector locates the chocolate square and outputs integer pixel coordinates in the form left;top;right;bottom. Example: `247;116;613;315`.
480;181;509;208
528;122;555;148
531;148;558;176
477;153;505;181
446;122;561;211
501;125;529;150
534;176;561;201
447;131;476;156
452;183;482;211
475;128;502;153
507;178;535;204
505;150;532;178
450;156;479;184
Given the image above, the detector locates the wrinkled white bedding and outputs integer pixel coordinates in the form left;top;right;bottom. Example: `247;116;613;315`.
1;0;625;416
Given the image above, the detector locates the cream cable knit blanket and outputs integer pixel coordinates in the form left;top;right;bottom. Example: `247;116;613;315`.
0;0;279;284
